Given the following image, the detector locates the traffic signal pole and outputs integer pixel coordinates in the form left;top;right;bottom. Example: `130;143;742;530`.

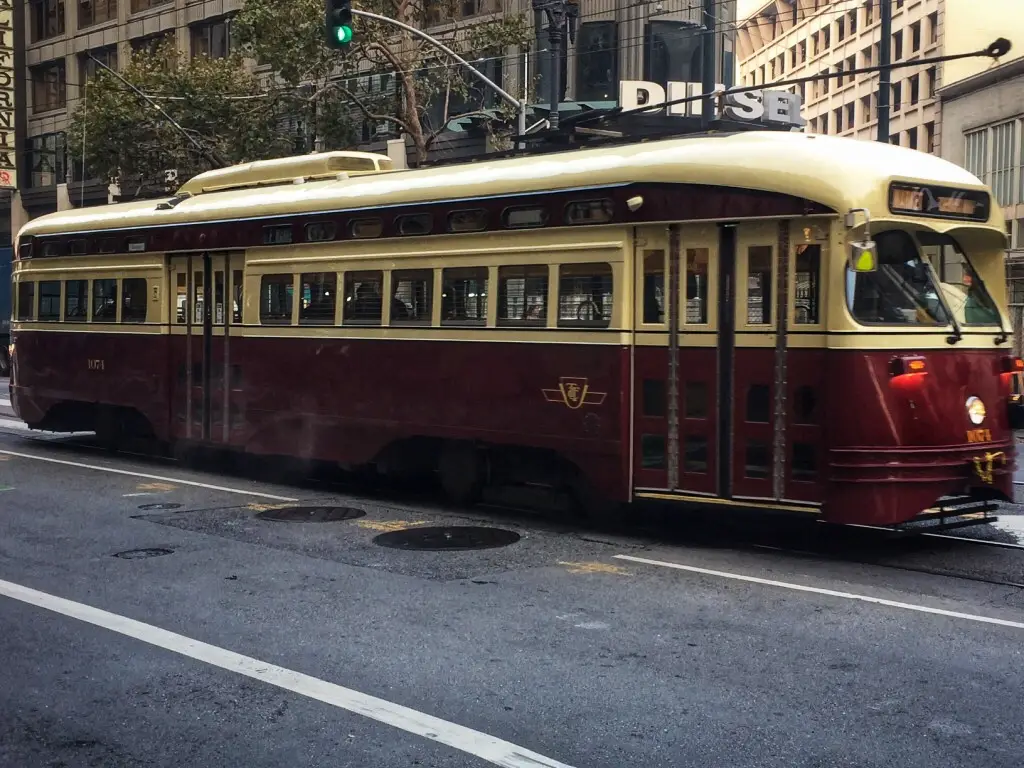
877;0;893;142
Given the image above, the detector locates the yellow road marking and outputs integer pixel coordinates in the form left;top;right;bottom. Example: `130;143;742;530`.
137;482;175;492
558;561;630;576
355;520;428;533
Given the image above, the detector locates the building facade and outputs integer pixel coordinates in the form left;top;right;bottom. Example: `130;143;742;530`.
2;0;738;243
737;0;940;150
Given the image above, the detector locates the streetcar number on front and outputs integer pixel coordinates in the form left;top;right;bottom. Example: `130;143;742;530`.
966;428;992;443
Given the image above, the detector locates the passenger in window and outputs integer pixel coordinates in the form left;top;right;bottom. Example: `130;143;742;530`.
391;290;411;320
353;283;382;319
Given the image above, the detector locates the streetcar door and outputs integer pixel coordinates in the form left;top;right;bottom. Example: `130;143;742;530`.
169;252;244;445
631;224;721;495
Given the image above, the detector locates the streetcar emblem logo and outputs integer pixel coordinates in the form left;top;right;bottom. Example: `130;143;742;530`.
971;451;1005;485
543;377;607;410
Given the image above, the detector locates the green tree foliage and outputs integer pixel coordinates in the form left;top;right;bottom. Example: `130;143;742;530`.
68;42;292;194
233;0;532;161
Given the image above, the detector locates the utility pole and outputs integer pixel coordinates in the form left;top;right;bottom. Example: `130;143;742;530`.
532;0;579;131
877;0;893;142
700;0;717;130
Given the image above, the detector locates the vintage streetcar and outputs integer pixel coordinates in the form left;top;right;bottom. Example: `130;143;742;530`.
8;131;1019;526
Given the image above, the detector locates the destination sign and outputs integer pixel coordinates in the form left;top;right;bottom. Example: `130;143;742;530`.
0;0;14;189
888;183;990;222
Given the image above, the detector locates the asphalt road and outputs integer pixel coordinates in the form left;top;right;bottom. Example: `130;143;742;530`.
1;399;1024;767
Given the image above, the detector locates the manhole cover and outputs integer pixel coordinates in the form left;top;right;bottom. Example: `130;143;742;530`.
113;548;174;560
373;526;521;551
256;506;365;523
138;503;183;511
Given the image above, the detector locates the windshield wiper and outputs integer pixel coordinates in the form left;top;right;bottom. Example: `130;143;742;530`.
922;259;962;344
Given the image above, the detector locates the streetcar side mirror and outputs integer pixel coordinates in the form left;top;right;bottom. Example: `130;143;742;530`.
849;240;878;273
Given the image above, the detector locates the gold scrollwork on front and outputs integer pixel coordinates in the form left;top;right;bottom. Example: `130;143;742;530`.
972;451;1006;485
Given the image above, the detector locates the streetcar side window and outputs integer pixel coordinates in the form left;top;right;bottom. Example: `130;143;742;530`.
746;246;773;325
565;199;613;225
441;267;488;325
685;248;710;324
232;270;243;323
343;271;384;324
643;250;665;324
299;272;337;325
38;281;61;321
175;273;187;323
65;280;88;322
122;278;148;323
92;279;118;322
503;206;548;229
351;219;383;239
390;270;433;325
794;245;821;324
305;222;337;242
16;281;35;321
396;214;433;237
263;225;293;245
447;209;487;233
498;265;548;325
557;263;613;328
260;274;294;325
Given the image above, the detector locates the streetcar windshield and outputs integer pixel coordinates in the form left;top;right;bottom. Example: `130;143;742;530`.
846;229;948;325
916;231;1000;325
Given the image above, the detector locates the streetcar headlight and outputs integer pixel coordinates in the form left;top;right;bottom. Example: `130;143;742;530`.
966;396;986;425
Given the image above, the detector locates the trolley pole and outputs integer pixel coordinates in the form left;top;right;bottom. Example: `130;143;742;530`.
532;0;578;131
349;9;527;144
700;0;717;130
877;0;893;142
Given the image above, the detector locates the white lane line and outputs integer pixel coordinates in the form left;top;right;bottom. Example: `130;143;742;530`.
0;448;297;502
615;554;1024;631
0;578;574;768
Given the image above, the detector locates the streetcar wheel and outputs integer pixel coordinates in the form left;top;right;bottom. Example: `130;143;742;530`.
94;408;123;452
438;442;484;505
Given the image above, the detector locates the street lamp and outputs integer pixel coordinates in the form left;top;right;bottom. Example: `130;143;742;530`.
532;0;578;131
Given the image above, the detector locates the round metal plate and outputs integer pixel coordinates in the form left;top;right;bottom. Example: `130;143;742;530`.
373;526;521;551
113;548;174;560
256;506;366;523
137;503;183;511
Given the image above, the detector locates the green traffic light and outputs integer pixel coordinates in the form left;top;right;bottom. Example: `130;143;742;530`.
334;25;353;44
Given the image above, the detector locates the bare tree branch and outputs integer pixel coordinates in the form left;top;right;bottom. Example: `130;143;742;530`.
337;83;414;135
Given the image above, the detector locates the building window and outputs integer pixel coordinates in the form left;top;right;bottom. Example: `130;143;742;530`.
991;122;1016;206
909;74;919;105
861;94;872;122
31;0;65;42
925;121;935;153
891;81;901;113
864;0;874;26
820;113;829;134
191;17;233;59
80;46;118;85
910;21;921;52
845;102;854;129
79;0;116;28
893;30;903;60
131;0;171;13
575;21;618;101
964;128;988;181
907;126;918;150
837;16;845;42
131;32;173;56
834;107;843;133
31;60;66;113
790;45;797;68
861;46;873;67
928;12;938;44
644;21;703;86
25;132;67;188
848;9;857;34
890;133;900;146
822;26;830;49
799;40;807;63
926;66;936;98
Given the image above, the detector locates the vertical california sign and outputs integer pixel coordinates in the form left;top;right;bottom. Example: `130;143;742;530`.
0;0;14;189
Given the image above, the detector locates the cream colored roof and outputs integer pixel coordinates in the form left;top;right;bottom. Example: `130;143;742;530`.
17;131;1002;240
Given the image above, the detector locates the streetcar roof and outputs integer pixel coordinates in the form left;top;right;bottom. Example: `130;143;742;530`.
16;131;1002;240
